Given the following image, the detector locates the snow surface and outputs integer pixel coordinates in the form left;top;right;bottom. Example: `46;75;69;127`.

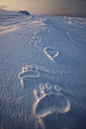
0;9;86;129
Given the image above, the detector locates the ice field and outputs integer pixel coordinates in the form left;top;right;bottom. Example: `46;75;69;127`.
0;9;86;129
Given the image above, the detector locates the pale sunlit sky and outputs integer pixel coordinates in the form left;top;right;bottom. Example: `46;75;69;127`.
0;0;86;15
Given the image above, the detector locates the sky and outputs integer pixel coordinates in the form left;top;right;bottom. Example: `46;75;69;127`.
0;0;86;16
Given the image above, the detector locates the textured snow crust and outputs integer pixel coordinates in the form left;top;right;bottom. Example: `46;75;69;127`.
0;10;86;129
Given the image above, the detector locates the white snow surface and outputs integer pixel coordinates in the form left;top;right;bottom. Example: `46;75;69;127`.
0;10;86;129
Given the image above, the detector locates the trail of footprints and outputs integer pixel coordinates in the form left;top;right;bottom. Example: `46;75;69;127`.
19;65;70;119
29;30;76;66
19;29;71;119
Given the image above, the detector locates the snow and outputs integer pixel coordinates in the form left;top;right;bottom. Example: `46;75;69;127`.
0;9;86;129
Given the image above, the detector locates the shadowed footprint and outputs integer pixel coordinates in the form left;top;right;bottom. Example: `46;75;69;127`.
33;83;70;118
44;47;59;62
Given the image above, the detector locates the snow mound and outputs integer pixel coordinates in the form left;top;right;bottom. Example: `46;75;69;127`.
0;8;18;15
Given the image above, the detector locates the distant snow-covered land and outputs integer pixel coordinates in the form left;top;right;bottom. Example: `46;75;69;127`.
0;9;86;129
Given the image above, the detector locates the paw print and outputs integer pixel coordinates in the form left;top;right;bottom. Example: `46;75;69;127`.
33;83;70;118
18;65;40;79
44;47;59;62
18;65;40;88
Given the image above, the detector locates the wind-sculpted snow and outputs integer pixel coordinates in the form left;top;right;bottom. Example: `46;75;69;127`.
0;26;20;34
67;17;86;28
33;83;70;118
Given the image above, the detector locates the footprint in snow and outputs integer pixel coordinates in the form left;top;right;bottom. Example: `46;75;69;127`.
19;65;40;79
33;83;70;118
18;65;40;88
44;47;59;62
29;37;42;46
33;30;40;35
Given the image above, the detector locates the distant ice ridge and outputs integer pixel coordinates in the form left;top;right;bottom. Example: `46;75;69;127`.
0;9;30;16
0;9;31;34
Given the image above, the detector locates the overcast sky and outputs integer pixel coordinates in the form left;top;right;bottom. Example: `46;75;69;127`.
0;0;86;15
